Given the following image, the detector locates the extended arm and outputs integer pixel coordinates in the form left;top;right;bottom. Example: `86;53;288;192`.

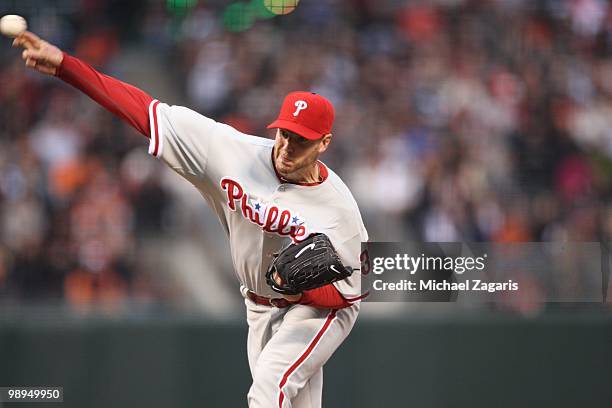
14;31;353;310
13;31;153;137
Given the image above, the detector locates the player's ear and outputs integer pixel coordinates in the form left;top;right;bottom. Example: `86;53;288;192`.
318;134;332;153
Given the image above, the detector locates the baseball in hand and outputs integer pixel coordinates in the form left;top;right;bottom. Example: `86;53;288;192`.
0;15;27;38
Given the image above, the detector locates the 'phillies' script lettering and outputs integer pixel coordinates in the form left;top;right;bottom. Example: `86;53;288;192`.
221;178;309;242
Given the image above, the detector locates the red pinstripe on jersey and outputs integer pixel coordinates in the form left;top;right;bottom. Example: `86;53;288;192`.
277;309;337;407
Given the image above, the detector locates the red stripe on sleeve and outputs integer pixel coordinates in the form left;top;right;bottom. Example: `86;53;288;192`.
57;52;154;137
299;284;351;309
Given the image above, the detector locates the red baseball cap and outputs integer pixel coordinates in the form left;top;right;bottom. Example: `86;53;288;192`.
267;91;335;140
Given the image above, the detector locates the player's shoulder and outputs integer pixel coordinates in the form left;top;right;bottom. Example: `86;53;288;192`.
322;166;361;210
160;102;274;148
324;166;354;195
159;103;212;125
218;123;275;148
321;166;369;240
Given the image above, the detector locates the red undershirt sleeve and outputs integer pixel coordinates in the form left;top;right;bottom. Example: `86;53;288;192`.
299;284;351;309
56;52;154;137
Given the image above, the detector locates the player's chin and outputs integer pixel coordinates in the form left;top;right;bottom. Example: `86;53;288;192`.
276;160;296;176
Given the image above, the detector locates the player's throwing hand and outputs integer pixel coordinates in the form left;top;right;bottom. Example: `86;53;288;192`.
12;31;63;76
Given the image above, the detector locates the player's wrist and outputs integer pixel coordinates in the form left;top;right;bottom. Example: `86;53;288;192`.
55;51;71;77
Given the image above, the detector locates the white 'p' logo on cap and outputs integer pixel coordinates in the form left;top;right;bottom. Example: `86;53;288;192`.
293;100;308;116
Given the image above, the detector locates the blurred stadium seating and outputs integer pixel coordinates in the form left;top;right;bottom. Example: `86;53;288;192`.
0;0;611;312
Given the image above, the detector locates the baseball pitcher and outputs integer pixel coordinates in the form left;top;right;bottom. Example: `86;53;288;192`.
12;31;368;407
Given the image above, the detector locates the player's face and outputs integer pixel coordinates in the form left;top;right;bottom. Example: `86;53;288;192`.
273;129;331;182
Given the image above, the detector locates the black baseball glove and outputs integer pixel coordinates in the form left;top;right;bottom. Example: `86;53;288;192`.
266;233;354;295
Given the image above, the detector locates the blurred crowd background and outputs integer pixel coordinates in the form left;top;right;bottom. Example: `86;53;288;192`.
0;0;611;315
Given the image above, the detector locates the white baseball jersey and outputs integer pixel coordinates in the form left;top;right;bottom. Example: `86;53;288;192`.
146;100;368;301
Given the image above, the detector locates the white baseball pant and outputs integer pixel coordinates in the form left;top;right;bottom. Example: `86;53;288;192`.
244;296;359;408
